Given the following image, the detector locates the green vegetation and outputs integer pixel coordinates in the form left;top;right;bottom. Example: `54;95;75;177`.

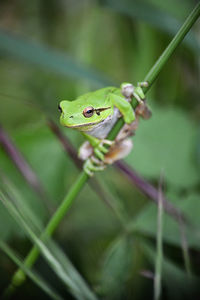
0;1;199;299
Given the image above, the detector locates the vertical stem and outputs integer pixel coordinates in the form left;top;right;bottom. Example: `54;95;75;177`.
154;181;164;300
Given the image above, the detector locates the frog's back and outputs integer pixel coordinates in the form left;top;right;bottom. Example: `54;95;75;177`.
77;86;118;106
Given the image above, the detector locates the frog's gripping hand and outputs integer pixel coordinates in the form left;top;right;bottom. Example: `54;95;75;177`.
121;81;152;119
82;139;113;177
79;134;114;176
121;81;147;102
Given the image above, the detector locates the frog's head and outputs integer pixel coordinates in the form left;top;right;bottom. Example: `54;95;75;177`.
59;99;112;131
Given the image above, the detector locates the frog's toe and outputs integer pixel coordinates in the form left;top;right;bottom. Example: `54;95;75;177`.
101;139;114;146
90;156;104;165
94;148;105;161
133;91;144;104
137;81;149;87
121;83;134;98
137;81;148;88
83;158;106;176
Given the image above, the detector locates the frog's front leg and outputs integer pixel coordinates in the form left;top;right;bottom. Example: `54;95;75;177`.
121;82;151;119
121;81;147;103
81;132;113;160
108;93;135;124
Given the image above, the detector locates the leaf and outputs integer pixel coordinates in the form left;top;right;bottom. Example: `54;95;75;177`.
126;104;199;188
0;30;113;87
130;192;200;250
98;236;133;299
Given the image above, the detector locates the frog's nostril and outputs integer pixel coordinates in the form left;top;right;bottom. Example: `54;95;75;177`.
69;116;73;118
58;104;62;112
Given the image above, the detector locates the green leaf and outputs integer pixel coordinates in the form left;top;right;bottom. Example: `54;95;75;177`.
126;104;199;188
0;30;113;87
98;236;133;299
131;192;200;250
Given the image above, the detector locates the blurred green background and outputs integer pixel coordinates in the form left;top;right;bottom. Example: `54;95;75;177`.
0;0;200;299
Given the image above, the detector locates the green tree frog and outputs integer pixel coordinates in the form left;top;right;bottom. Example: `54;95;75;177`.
59;82;151;176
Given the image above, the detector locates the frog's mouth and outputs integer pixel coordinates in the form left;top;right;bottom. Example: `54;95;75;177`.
65;119;105;129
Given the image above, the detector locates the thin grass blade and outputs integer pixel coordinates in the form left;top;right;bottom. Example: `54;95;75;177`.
0;189;97;300
154;178;164;300
0;241;63;300
178;216;192;276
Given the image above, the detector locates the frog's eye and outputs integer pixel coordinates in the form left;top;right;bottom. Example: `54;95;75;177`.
83;106;94;118
58;104;62;113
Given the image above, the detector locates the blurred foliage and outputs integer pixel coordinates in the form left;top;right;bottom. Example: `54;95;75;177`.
0;0;200;299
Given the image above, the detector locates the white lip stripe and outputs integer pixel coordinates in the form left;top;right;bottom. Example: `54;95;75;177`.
65;119;105;128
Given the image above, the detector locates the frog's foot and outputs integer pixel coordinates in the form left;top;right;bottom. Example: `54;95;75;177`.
137;81;148;88
83;156;106;177
78;141;93;161
121;83;134;99
132;81;148;104
104;138;133;164
121;81;148;104
135;101;152;119
94;139;114;161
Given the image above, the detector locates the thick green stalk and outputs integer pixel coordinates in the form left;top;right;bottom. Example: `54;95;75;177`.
7;2;200;295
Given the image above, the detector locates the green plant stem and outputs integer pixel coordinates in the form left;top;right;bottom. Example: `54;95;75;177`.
8;172;88;292
108;2;200;138
7;2;200;295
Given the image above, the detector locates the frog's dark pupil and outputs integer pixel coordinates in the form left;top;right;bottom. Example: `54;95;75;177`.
83;106;94;117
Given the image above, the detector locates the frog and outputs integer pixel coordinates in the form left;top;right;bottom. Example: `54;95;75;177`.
59;82;151;176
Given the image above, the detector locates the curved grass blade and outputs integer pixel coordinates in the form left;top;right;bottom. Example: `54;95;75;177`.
142;241;199;298
0;189;98;300
154;179;164;300
0;30;113;87
0;241;63;300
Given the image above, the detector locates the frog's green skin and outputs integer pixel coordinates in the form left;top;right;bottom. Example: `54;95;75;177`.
59;86;135;133
59;83;146;176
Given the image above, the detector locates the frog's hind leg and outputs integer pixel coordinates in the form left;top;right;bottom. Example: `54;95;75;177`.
104;139;133;164
78;141;93;161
